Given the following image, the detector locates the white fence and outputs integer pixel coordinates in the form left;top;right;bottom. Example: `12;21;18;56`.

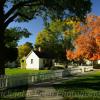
78;66;93;72
68;65;93;72
0;67;93;90
0;72;55;89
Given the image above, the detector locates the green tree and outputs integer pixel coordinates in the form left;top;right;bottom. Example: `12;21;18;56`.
35;19;80;61
18;42;33;59
0;0;91;75
5;27;31;47
5;27;31;67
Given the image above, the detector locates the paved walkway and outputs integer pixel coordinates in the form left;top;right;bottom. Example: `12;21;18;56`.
25;78;68;100
25;87;64;100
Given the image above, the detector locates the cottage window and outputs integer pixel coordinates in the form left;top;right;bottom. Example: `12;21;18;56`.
31;59;33;64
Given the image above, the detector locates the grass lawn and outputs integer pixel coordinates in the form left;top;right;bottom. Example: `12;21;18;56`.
53;70;100;100
5;68;49;75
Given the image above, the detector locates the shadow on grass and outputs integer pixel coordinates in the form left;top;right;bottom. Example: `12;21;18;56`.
53;75;100;90
0;84;28;100
52;74;100;100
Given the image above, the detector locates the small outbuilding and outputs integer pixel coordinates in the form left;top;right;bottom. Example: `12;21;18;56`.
21;50;54;70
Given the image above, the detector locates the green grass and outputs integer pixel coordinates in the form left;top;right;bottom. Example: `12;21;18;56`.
5;68;49;75
53;70;100;100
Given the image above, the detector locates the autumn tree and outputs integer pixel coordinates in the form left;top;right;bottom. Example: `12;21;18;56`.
18;42;33;59
64;18;81;50
0;0;91;75
67;15;100;63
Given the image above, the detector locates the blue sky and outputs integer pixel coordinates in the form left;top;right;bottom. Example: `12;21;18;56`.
8;17;44;46
8;0;100;46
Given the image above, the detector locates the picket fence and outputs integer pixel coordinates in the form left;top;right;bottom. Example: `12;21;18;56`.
0;67;92;90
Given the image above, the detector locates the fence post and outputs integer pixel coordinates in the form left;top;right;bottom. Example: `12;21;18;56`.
5;76;8;88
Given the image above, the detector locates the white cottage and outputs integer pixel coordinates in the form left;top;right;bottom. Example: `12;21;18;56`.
24;50;53;70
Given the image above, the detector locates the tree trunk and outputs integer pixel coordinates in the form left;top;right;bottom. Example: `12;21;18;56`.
0;33;6;76
0;3;6;76
0;64;5;76
0;51;6;76
0;29;6;76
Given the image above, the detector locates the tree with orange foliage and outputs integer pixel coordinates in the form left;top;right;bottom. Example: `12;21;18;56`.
66;15;100;62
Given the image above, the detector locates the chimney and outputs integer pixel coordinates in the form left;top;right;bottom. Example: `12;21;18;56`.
38;47;42;52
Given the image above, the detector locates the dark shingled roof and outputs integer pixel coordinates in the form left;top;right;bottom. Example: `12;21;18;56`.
34;51;54;59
